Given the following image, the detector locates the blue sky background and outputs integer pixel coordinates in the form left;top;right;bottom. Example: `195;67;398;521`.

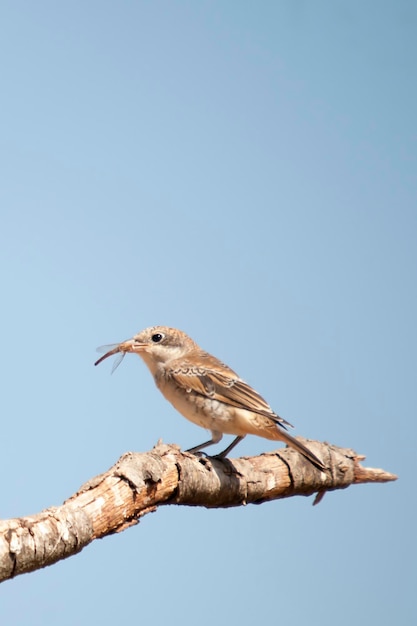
1;2;415;624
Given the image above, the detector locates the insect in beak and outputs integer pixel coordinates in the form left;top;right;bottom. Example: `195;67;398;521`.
95;339;137;372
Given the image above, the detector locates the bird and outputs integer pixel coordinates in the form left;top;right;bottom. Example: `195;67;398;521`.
95;326;325;470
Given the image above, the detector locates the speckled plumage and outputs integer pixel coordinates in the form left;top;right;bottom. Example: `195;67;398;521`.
95;326;325;470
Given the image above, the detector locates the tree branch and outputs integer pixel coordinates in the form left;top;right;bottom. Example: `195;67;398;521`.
0;439;397;583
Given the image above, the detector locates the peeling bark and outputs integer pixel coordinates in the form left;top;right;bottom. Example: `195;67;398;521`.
0;440;397;582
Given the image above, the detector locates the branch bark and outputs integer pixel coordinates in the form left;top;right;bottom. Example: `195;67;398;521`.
0;439;397;583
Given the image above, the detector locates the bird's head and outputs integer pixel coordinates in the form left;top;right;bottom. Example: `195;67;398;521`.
95;326;198;375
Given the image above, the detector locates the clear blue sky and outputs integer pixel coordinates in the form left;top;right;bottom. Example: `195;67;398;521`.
1;2;415;624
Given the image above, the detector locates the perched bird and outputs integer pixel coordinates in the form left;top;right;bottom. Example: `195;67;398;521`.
95;326;325;470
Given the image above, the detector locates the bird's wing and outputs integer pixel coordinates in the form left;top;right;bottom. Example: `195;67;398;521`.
167;353;293;429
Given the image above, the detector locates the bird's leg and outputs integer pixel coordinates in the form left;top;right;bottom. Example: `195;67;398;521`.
186;430;223;454
214;435;245;458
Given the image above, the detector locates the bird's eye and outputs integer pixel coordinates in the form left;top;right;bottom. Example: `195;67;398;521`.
151;333;164;343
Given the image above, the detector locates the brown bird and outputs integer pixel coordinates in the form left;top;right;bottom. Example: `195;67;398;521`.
95;326;325;470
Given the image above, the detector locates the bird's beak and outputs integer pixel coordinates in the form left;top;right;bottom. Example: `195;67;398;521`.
129;339;148;353
94;338;147;366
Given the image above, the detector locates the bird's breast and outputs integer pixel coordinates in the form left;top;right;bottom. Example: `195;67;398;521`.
154;375;238;431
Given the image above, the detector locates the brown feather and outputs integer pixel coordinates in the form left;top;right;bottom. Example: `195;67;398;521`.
167;352;293;429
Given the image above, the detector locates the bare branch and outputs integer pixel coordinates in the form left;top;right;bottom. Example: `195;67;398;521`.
0;439;397;583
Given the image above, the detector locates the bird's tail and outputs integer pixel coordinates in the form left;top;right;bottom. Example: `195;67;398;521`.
275;429;326;471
